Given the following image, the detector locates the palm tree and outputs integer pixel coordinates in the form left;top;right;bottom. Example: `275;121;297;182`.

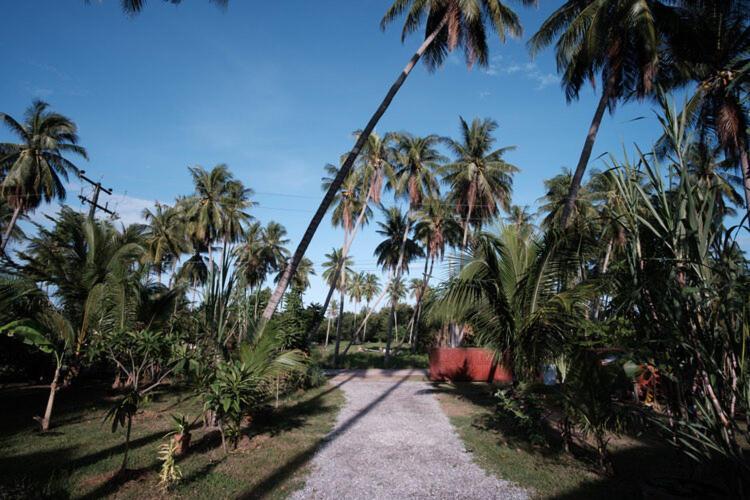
374;206;424;364
538;169;597;230
183;164;232;267
14;208;145;427
660;1;750;214
528;0;665;227
361;273;381;342
444;117;518;247
314;163;372;338
388;277;408;343
0;101;88;252
264;0;534;322
276;257;315;292
348;272;366;342
142;202;187;283
505;204;535;234
321;248;353;367
384;133;445;312
411;196;462;348
0;198;26;248
235;221;290;319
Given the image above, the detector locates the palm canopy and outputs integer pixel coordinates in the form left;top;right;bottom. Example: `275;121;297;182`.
658;1;750;209
537;169;597;230
142;202;187;276
275;257;315;291
356;130;397;205
432;226;592;377
443;116;518;245
362;273;381;304
236;221;290;288
374;206;425;273
0;100;88;211
413;196;462;260
322;162;372;234
381;0;537;70
18;207;146;345
528;0;667;103
389;133;446;209
321;248;354;291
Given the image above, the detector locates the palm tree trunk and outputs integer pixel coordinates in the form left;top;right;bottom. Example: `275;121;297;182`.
261;13;450;323
560;89;610;227
408;256;430;351
1;205;22;253
325;315;331;347
40;358;62;432
462;187;476;248
384;299;396;366
739;146;750;220
333;291;345;368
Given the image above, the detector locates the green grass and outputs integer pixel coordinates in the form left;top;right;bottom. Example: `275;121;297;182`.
317;341;428;370
434;382;729;499
0;381;344;499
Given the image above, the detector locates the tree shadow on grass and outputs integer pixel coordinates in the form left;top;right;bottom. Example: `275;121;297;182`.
236;372;414;499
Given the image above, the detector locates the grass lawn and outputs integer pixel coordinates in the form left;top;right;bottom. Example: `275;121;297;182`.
316;341;428;370
434;382;730;499
0;381;344;499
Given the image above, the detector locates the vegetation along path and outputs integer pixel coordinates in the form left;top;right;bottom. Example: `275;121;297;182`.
293;370;527;500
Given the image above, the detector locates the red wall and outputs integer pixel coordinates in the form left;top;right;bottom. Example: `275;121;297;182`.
429;347;513;383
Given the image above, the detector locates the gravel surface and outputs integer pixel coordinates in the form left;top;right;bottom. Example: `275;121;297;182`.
292;374;528;500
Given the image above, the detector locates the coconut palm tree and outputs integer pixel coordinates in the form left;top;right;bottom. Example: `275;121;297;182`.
0;101;88;252
374;206;424;364
313;163;372;337
660;1;750;214
321;248;353;367
538;168;597;230
411;196;462;348
0;198;26;248
184;164;233;265
443;117;518;247
142;202;187;283
505;204;535;234
384;133;445;311
528;0;666;227
348;272;366;342
360;273;381;343
264;0;535;322
14;208;145;427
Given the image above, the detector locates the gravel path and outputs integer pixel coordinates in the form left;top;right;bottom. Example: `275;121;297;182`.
292;372;528;500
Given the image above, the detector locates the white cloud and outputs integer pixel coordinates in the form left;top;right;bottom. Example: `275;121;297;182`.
108;192;155;227
479;91;491;99
482;58;558;91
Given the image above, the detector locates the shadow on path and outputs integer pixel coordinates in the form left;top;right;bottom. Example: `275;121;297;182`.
237;371;415;499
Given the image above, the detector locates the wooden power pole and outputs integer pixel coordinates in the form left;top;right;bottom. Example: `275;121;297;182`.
78;171;116;220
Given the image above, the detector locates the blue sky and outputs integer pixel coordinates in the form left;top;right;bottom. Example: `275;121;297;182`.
2;1;679;305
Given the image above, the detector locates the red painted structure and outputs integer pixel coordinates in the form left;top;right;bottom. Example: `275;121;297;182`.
429;347;513;383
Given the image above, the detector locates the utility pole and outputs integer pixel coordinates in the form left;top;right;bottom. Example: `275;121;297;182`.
78;171;116;220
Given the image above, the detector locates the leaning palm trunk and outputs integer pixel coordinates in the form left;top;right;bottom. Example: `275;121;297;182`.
560;88;610;227
307;192;371;344
0;205;22;253
333;291;345;368
39;357;62;431
262;13;450;323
